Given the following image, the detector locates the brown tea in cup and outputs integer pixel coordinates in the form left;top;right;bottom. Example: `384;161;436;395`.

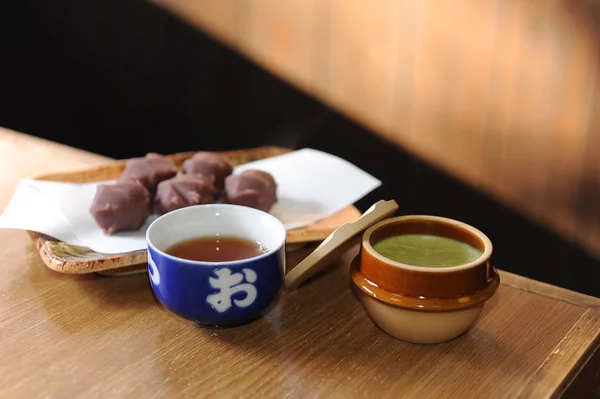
166;235;267;262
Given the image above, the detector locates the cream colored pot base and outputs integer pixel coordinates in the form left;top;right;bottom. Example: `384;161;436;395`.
362;295;484;344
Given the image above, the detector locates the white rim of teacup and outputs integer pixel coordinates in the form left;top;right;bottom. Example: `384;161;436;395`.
146;203;287;266
362;215;493;273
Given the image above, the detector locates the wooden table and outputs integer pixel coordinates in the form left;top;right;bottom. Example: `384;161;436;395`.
1;127;599;398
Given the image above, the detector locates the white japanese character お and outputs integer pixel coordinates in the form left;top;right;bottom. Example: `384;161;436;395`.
206;268;258;313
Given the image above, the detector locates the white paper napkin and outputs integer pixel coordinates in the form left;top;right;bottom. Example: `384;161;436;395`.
0;148;381;254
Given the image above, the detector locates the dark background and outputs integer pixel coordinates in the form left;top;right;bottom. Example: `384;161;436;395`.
1;0;598;297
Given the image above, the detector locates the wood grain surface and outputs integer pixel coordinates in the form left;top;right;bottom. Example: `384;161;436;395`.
1;127;599;398
150;0;600;261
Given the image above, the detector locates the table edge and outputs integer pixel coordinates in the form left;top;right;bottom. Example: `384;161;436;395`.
515;308;600;398
499;270;600;309
0;127;111;164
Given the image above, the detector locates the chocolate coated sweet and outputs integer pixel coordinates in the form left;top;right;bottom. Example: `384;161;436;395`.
223;169;277;212
90;181;152;234
155;174;216;214
182;152;233;191
119;153;177;192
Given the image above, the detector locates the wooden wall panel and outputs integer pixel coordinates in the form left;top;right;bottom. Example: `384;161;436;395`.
391;1;424;149
152;0;600;259
408;1;501;186
155;0;239;46
243;0;322;93
327;0;402;135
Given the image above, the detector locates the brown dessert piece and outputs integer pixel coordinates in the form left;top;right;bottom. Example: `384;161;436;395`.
119;153;177;192
182;152;233;192
89;181;152;234
223;169;277;212
155;174;216;214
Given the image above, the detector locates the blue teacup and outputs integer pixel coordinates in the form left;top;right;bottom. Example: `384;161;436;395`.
146;204;286;327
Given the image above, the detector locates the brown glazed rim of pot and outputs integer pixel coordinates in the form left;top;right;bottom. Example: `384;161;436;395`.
350;256;500;312
362;215;493;273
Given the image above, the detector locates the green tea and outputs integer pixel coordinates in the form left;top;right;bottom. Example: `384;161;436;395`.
372;234;482;268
